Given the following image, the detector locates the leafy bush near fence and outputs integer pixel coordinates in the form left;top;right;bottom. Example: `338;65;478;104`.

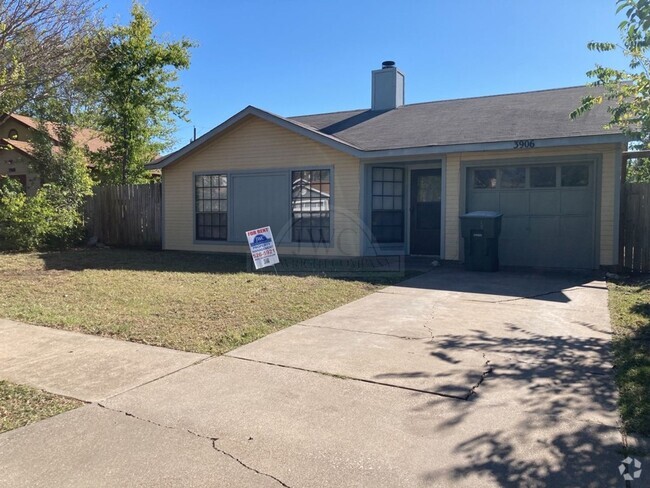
0;179;85;251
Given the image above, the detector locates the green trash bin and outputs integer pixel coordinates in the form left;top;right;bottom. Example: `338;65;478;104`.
460;211;502;272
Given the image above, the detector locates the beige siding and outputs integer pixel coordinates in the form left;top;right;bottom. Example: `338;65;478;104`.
163;116;361;256
1;120;39;195
0;149;39;196
443;143;620;266
443;155;461;260
1;120;27;141
599;148;618;265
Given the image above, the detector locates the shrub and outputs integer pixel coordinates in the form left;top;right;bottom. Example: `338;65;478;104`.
0;178;84;250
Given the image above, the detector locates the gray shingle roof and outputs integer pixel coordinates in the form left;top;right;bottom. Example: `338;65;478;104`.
289;85;618;151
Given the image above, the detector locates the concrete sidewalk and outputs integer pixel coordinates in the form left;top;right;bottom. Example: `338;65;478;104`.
0;269;636;487
0;318;208;402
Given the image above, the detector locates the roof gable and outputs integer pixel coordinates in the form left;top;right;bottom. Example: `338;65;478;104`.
0;113;108;153
150;106;363;169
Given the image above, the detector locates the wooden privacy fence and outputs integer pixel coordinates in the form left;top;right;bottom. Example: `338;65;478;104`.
84;183;162;248
620;182;650;273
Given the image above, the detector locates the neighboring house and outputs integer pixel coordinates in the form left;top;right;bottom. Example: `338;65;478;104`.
150;61;628;270
0;113;107;195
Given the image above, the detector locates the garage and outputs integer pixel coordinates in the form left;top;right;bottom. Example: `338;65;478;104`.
466;161;597;269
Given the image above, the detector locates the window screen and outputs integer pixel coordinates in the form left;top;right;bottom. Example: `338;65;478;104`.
372;167;404;243
292;169;331;243
195;174;227;241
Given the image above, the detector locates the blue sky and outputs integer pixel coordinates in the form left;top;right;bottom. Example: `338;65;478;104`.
102;1;629;149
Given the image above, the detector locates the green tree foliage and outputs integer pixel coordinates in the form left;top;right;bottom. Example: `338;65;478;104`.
0;0;100;114
30;122;94;205
89;2;194;184
0;119;93;251
571;0;650;182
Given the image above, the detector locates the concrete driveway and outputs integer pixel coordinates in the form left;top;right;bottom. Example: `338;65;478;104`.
0;268;626;487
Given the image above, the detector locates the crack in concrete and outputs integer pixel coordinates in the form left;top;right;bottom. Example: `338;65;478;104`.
211;440;291;488
297;323;421;340
423;324;435;341
464;355;492;401
95;403;291;488
225;354;470;401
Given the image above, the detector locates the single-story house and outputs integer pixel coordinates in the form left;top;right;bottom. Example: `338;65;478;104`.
150;61;628;270
0;113;108;195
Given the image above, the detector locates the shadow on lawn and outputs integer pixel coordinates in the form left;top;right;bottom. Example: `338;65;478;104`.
375;326;629;486
36;248;407;285
37;248;609;300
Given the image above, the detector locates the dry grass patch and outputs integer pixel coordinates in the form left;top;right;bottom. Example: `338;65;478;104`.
0;380;81;433
0;249;398;355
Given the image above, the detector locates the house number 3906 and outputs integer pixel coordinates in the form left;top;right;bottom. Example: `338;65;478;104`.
513;139;535;149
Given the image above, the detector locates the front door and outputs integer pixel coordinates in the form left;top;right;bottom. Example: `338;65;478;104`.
410;169;441;255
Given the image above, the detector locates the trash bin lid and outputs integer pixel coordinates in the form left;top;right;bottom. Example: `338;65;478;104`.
461;211;503;219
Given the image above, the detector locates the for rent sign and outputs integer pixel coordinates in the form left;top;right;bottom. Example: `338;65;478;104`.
246;226;280;270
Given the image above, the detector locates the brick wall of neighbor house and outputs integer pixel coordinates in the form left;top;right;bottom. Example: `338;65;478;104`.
443;143;622;267
0;148;39;196
163;117;362;256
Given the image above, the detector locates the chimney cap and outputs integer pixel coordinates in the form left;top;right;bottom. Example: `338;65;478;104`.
381;60;396;69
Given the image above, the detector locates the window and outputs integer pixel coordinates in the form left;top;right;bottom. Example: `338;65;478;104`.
561;165;589;187
292;169;330;243
473;169;497;189
7;129;18;140
372;167;404;243
195;174;227;241
530;166;556;188
500;167;525;188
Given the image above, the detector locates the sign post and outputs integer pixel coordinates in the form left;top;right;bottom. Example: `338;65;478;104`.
245;226;280;271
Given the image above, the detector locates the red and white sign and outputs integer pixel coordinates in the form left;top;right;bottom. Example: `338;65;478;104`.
245;226;280;270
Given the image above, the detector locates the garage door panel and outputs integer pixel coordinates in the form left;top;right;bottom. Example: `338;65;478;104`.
529;217;561;267
467;163;596;269
469;192;499;211
529;216;560;240
500;191;529;215
559;216;594;268
560;190;592;215
500;216;528;240
499;238;529;267
530;191;560;215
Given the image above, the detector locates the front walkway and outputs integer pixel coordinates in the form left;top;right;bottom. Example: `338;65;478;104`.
0;269;632;487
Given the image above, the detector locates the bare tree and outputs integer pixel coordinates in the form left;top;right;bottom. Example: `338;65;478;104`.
0;0;101;114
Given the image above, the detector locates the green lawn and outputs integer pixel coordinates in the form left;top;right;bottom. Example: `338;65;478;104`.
0;249;400;355
608;276;650;437
0;380;81;434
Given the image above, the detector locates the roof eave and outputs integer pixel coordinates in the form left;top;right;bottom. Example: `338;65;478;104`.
357;133;630;162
